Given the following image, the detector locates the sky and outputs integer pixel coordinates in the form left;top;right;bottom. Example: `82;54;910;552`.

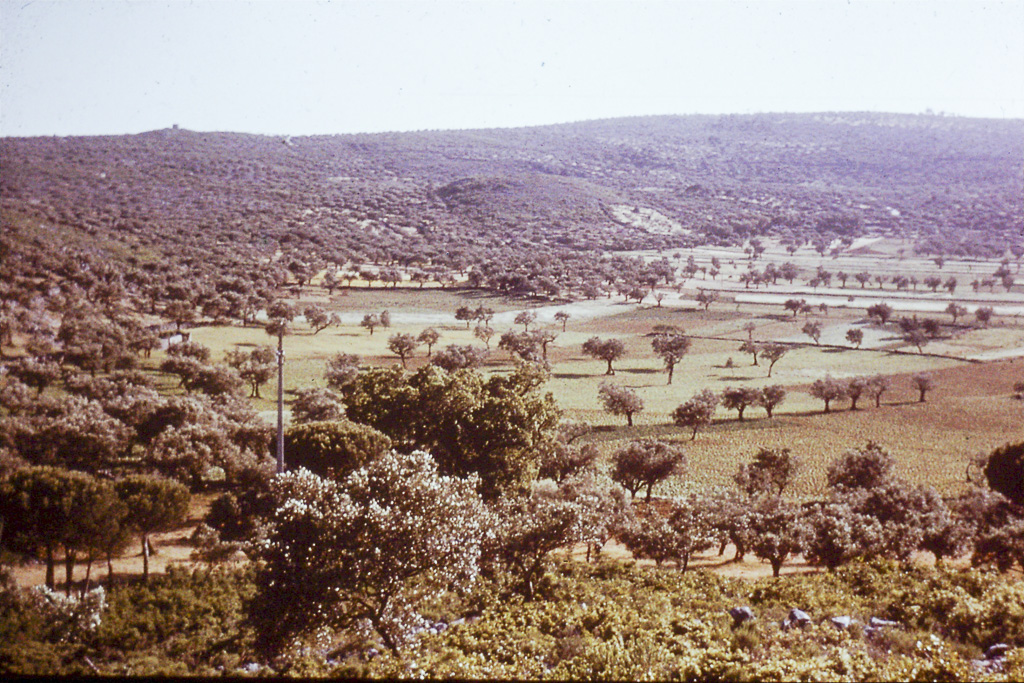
1;0;1022;138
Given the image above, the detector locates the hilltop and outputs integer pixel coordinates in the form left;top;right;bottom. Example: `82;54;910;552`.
2;113;1021;283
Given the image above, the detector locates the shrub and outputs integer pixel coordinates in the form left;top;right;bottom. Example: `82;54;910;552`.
282;420;391;480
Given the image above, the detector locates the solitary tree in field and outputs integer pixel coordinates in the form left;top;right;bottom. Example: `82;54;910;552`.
652;332;691;384
303;304;339;334
387;333;419;367
760;343;789;378
417;327;441;357
758;385;787;418
867;302;894;325
975;306;994;327
514;310;537;332
473;324;495;348
845;328;864;348
846;376;869;410
739;340;760;366
554;310;571;332
474;307;495;326
455;306;475;328
912;373;935;403
783;298;805;317
945;302;967;324
225;345;276;398
610;439;686;500
533;330;558;359
904;328;929;354
598;383;643;426
582;337;626;375
672;389;718;440
810;375;847;413
735;447;801;497
499;330;541;362
720;386;760;421
695;289;718;311
360;313;381;335
868;374;890;407
802;321;822;345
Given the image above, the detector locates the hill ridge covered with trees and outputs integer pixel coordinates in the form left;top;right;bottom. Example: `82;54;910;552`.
3;113;1021;286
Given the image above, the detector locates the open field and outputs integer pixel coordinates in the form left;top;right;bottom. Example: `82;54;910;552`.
180;243;1024;502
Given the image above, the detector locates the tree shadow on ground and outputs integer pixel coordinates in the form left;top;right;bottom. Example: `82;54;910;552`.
715;375;756;382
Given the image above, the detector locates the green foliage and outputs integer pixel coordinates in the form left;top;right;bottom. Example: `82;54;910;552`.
248;452;490;656
114;475;190;580
342;364;561;499
610;439;685;500
735;447;800;497
598;383;644;427
827;441;895;491
283;420;391;479
0;466;124;588
672;389;718;440
983;441;1024;506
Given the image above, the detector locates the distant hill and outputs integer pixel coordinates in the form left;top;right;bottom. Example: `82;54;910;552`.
2;112;1021;275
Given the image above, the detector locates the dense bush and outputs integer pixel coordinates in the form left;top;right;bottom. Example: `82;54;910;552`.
282;420;391;480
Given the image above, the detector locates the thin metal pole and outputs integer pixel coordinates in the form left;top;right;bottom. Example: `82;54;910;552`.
276;333;285;473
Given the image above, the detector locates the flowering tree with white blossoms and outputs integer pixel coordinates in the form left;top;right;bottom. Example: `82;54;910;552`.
248;450;492;656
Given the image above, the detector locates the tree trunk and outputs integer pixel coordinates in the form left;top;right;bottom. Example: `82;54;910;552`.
667;365;674;385
64;549;76;596
626;413;633;427
142;532;150;581
83;556;94;597
771;558;783;577
605;359;614;375
46;546;56;589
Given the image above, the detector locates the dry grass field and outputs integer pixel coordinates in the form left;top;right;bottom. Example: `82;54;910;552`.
180;263;1024;502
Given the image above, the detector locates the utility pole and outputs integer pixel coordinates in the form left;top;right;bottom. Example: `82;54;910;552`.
276;332;285;473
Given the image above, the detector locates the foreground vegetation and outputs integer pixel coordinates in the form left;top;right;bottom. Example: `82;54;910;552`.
2;558;1022;679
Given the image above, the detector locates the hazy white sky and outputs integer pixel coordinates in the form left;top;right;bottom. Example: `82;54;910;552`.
1;0;1022;137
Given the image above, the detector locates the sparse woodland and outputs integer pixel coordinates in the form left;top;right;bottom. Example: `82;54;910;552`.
1;113;1023;678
